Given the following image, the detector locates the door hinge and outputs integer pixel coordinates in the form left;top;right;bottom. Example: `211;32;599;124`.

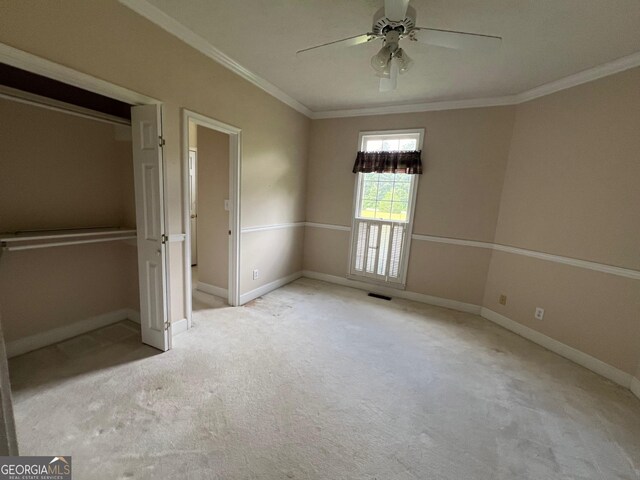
161;234;169;244
159;136;166;147
164;321;171;331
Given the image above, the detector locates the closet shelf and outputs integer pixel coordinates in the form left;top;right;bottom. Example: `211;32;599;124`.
0;227;137;252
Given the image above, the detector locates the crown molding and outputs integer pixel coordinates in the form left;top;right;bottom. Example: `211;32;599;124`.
119;0;313;118
310;95;518;119
515;50;640;104
313;50;640;119
119;0;640;120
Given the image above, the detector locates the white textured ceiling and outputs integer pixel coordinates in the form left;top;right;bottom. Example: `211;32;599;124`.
146;0;640;112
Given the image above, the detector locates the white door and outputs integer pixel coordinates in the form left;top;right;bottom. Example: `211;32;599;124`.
189;149;197;266
131;104;170;351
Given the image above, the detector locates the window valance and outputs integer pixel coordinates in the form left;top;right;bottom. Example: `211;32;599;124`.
352;150;423;174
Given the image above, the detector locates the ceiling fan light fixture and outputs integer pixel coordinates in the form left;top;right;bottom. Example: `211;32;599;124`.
296;0;502;94
379;58;399;92
370;44;392;73
394;48;413;74
375;60;392;78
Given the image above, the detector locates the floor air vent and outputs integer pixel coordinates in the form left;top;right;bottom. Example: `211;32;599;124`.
368;293;392;301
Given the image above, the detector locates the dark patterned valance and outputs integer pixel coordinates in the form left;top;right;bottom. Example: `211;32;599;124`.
352;150;423;174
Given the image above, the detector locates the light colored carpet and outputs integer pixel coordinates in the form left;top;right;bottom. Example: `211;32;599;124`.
9;278;640;479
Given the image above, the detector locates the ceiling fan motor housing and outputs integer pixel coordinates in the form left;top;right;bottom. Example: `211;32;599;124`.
371;6;416;36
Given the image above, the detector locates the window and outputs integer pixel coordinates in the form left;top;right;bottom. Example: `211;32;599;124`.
358;173;412;222
349;129;423;287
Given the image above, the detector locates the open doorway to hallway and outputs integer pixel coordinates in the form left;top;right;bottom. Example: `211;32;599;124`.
184;113;241;316
188;120;229;310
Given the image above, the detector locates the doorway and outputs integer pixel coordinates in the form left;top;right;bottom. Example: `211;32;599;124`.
182;110;241;326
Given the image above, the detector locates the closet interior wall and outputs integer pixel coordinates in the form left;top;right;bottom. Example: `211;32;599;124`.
0;97;139;351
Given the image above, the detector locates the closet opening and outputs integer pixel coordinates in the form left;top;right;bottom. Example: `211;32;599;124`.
0;62;170;367
182;110;241;325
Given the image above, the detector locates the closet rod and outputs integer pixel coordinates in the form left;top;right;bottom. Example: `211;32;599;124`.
2;235;136;252
1;228;136;243
0;85;131;127
10;225;118;234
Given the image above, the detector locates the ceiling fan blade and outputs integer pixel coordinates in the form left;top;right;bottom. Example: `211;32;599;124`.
410;27;501;51
384;0;410;21
296;33;377;55
379;59;399;92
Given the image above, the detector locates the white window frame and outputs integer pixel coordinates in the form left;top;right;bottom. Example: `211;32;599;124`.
347;128;424;288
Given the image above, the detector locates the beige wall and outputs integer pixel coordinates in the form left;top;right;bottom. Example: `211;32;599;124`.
406;242;493;306
242;228;304;292
0;243;138;342
304;107;515;305
303;227;350;278
196;126;229;290
494;68;640;270
0;98;139;343
484;251;640;373
0;0;309;321
306;108;515;240
485;67;640;374
303;228;492;307
0;98;135;231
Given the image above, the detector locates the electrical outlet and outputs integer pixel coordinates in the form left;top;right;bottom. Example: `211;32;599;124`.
535;307;545;320
499;294;507;305
252;269;259;280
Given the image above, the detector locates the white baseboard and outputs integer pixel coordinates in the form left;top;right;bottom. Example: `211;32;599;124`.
300;271;635;391
6;309;137;358
302;270;481;314
196;281;228;299
171;318;188;336
124;309;186;337
239;271;303;305
480;308;632;388
631;376;640;400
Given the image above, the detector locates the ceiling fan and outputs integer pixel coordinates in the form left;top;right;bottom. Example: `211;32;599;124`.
296;0;502;92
